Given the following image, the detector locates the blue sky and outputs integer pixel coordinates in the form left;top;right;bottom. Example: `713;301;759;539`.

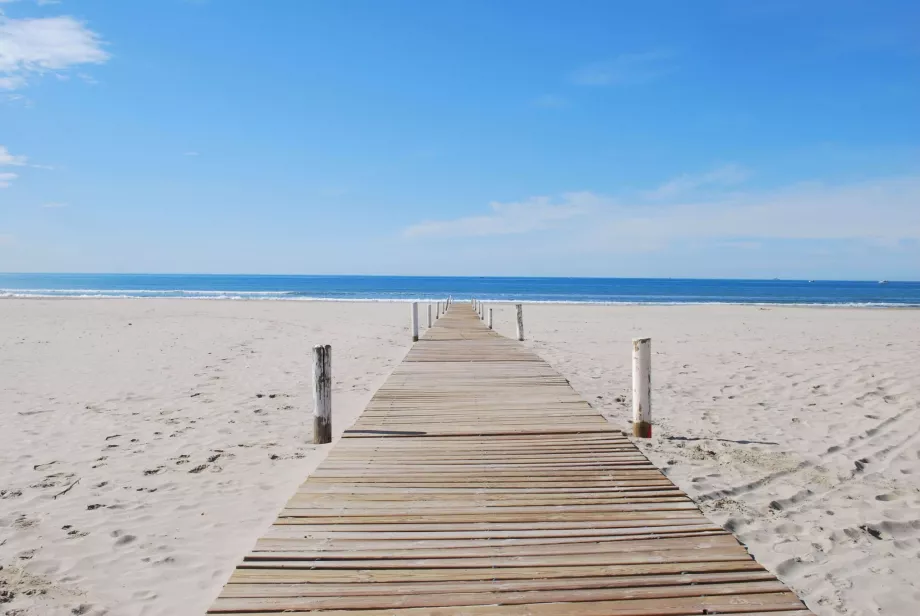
1;0;918;279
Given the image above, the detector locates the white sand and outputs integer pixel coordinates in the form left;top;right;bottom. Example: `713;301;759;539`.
0;300;411;616
2;300;919;615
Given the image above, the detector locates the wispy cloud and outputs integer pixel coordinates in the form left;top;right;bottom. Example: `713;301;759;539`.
585;176;920;247
403;173;920;249
0;14;109;90
183;151;199;156
571;51;674;86
643;164;751;200
532;94;568;109
0;144;26;187
0;145;27;166
0;144;52;186
404;193;597;238
0;171;17;187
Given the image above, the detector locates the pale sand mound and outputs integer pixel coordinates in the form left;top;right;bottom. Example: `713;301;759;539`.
508;303;920;616
0;299;411;616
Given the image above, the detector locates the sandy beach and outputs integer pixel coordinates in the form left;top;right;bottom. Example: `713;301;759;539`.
2;299;919;616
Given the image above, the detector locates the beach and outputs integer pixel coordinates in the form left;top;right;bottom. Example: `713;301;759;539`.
1;299;919;616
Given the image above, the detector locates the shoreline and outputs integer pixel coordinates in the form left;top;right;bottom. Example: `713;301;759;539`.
2;295;919;309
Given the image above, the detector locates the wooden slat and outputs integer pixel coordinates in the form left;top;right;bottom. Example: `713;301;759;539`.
209;592;806;614
228;560;770;584
207;303;813;615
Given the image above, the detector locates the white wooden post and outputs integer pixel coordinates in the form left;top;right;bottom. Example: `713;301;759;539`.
632;338;652;438
312;344;332;444
488;308;493;330
427;303;432;328
480;302;485;319
436;302;440;318
411;302;419;342
515;304;524;341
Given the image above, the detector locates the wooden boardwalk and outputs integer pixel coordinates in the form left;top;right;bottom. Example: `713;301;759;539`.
208;303;812;615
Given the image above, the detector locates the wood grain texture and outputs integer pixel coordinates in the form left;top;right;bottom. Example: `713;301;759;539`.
207;303;813;614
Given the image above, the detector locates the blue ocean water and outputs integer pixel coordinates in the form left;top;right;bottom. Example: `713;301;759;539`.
1;273;918;306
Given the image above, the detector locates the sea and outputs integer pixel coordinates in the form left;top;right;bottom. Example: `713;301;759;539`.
1;274;918;306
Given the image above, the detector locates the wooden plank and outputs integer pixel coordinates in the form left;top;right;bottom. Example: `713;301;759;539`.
266;518;713;533
228;560;770;584
207;303;813;615
240;549;753;568
264;520;716;538
250;534;741;557
210;594;807;614
222;570;777;597
210;580;791;611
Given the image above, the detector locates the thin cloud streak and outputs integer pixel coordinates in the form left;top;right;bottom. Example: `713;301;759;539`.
404;193;596;238
644;164;751;200
571;51;674;86
532;94;568;108
0;171;17;187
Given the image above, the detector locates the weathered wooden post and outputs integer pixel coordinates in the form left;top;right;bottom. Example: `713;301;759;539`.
411;302;419;342
632;338;652;438
427;303;432;328
515;304;524;341
436;301;441;318
480;302;485;319
312;344;332;444
488;308;493;330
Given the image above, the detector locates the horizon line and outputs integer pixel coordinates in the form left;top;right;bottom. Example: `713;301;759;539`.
0;272;915;284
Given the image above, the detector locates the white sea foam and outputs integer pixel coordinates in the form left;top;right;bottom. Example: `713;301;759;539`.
1;289;917;307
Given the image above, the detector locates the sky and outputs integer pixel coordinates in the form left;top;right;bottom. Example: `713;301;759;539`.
1;0;919;279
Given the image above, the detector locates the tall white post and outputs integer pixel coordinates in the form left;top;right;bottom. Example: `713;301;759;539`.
436;302;441;318
515;304;524;341
632;338;652;438
312;344;332;444
488;308;493;330
427;303;432;328
411;302;419;342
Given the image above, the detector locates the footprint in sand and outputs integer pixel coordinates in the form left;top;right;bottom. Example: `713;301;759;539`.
114;534;137;547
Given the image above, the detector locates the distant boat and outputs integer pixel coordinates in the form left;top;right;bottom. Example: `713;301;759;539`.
879;280;889;284
808;280;815;283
